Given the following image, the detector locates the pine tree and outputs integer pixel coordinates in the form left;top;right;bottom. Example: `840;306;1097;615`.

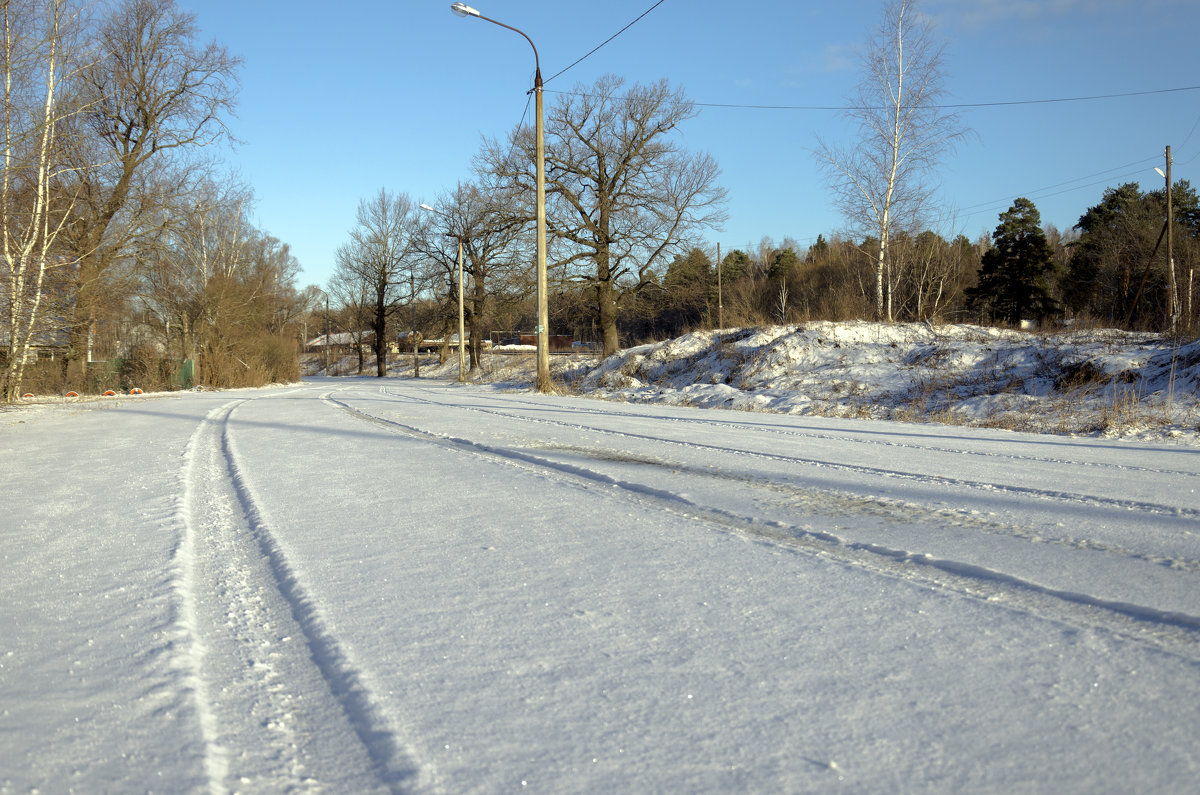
967;198;1058;325
1065;180;1200;326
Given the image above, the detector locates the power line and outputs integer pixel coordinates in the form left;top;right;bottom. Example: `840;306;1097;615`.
958;169;1149;225
691;84;1200;112
543;0;667;86
943;84;1200;109
955;156;1160;216
1178;115;1200;162
542;83;1200;111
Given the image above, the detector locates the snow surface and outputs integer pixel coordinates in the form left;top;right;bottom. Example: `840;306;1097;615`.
553;323;1200;443
4;324;1200;792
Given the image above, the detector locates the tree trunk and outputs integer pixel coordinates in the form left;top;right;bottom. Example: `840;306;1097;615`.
598;281;619;357
595;242;620;356
470;272;486;370
875;233;887;321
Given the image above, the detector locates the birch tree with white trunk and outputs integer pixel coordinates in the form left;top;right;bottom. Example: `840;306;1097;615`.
1;0;85;401
816;0;968;321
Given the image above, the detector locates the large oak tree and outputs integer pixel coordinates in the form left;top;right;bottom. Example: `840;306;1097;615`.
482;75;727;356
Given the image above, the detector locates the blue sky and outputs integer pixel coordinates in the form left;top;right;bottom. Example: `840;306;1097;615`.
175;0;1200;289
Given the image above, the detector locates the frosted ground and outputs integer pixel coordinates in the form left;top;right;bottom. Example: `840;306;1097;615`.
539;321;1200;442
4;322;1200;792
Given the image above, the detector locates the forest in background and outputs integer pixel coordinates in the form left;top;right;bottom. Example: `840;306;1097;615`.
4;0;1196;401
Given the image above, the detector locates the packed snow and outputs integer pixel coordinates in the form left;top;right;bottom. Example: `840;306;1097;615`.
4;322;1200;792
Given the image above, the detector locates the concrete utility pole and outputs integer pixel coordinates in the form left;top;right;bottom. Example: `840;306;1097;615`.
451;2;551;392
1156;146;1179;331
455;236;466;381
410;272;420;378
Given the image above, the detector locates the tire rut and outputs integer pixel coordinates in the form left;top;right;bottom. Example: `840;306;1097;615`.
388;384;1200;479
376;387;1200;520
178;399;424;793
327;391;1200;662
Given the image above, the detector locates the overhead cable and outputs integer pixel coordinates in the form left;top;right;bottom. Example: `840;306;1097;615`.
690;84;1200;112
543;0;667;86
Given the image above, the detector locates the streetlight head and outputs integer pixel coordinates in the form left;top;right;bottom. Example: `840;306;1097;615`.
419;203;434;211
450;2;479;17
1155;168;1166;179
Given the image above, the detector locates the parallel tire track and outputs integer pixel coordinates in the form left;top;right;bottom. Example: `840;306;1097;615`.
395;385;1200;478
377;386;1200;522
326;391;1200;659
177;399;426;793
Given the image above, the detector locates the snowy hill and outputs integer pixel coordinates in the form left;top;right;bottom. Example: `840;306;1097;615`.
537;322;1200;443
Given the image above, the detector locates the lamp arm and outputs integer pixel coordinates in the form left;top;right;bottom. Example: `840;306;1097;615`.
474;13;542;88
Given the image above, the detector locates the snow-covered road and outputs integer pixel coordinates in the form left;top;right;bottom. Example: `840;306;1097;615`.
4;377;1200;792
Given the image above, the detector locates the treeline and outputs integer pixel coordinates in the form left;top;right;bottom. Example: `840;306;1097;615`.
10;1;1191;401
1;0;313;401
324;174;1196;372
604;177;1198;341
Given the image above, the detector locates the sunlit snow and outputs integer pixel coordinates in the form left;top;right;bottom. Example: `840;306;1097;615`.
3;323;1199;792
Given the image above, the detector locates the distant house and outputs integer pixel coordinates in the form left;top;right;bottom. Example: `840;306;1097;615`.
0;323;70;366
305;331;370;356
0;305;70;367
0;269;73;366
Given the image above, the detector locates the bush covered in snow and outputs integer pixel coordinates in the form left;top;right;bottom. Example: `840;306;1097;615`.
552;322;1200;441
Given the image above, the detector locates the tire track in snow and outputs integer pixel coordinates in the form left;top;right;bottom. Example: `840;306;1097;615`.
178;399;427;793
326;391;1200;658
377;385;1200;579
530;441;1200;575
393;384;1200;481
378;385;1200;522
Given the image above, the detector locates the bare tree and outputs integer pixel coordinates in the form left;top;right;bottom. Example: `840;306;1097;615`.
326;263;372;375
483;75;727;357
816;0;968;321
136;175;306;387
333;189;421;377
61;0;240;376
1;0;86;401
420;181;524;370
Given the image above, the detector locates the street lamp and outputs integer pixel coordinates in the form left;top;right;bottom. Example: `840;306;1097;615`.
420;203;467;382
449;2;551;392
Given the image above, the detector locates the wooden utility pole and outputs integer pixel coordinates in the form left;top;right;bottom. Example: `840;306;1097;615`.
1166;145;1178;331
716;242;723;330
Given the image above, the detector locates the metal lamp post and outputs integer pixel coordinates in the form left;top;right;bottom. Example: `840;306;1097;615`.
450;2;551;392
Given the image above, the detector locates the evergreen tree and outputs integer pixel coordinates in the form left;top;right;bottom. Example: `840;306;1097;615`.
664;248;713;288
767;248;801;281
804;235;830;265
660;248;714;336
1066;181;1200;327
719;250;749;283
966;198;1058;325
